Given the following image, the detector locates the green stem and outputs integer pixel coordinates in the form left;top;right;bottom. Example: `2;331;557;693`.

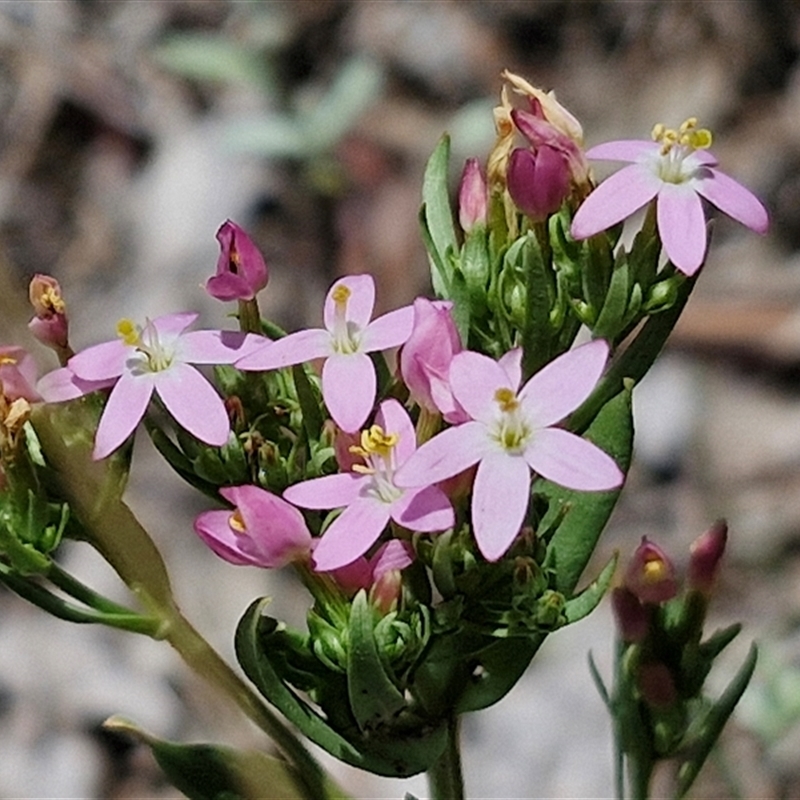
427;714;465;800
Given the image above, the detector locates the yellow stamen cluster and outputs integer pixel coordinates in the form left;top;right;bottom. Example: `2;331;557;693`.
349;425;399;462
116;318;141;347
651;118;712;155
39;286;66;314
0;355;17;366
494;387;519;413
332;284;351;306
642;557;670;585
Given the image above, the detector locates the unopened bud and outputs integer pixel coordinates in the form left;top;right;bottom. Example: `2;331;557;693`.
687;520;727;596
507;145;571;221
625;536;678;604
206;220;269;302
458;158;488;233
636;661;678;709
611;586;649;643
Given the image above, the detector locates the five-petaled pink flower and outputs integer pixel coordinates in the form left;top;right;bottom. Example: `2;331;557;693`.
571;118;768;276
194;485;312;568
237;274;414;433
395;341;623;562
38;312;257;460
284;399;453;572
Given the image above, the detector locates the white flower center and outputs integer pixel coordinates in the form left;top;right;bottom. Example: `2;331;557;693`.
650;117;712;185
117;318;175;373
489;387;531;454
350;424;403;504
329;285;362;355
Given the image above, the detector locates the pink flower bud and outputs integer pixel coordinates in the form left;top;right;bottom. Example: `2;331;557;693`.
206;220;269;302
637;661;678;709
400;298;467;422
624;537;678;605
611;586;649;643
687;520;727;596
0;346;41;402
458;158;488;232
506;145;571;221
28;274;70;353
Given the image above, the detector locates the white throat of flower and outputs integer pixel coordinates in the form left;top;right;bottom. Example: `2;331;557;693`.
651;117;712;184
490;387;531;454
350;424;403;503
329;285;361;355
116;318;174;373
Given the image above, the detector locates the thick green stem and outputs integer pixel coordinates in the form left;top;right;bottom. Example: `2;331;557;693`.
427;714;465;800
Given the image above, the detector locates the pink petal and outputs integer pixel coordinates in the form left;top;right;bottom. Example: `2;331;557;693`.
571;163;661;240
93;371;155;459
394;421;488;488
38;368;115;403
519;340;608;428
322;352;375;433
155;362;230;446
694;168;769;234
369;540;414;580
311;497;391;571
360;305;415;352
524;428;623;491
69;339;131;381
498;348;523;390
449;351;509;422
375;398;416;465
585;139;659;162
179;330;264;364
152;312;198;338
471;452;531;561
656;184;707;276
323;274;375;331
194;509;259;566
283;472;365;510
391;484;454;532
235;328;330;371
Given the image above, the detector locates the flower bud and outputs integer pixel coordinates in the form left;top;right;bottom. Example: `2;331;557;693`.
458;158;488;233
624;536;678;604
400;298;467;422
206;220;269;302
637;661;678;709
611;586;649;643
506;145;571;221
28;275;70;358
687;520;727;596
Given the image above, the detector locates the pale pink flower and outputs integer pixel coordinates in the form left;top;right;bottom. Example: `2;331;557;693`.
237;275;414;433
571;119;768;276
394;341;623;562
0;346;41;402
206;220;269;302
284;399;453;572
194;485;312;568
624;536;678;605
400;298;467;422
38;313;258;460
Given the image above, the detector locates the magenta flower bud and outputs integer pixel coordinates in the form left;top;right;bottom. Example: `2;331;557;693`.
611;586;648;643
636;661;678;709
506;145;571;221
28;274;70;354
688;520;728;596
400;298;467;422
193;485;312;568
624;536;678;605
0;346;41;402
206;220;269;302
458;158;488;232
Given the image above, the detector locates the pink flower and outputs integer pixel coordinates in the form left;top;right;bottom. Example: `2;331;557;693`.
237;275;414;433
624;536;678;605
206;220;269;302
38;312;258;460
284;399;453;572
400;298;467;422
194;485;312;568
571;118;769;276
0;346;41;402
458;159;488;232
394;341;623;562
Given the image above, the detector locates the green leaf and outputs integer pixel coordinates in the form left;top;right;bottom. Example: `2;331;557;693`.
422;135;457;294
347;591;406;731
563;554;618;624
541;387;633;596
521;232;554;379
292;364;323;442
675;643;759;798
592;252;631;340
104;717;308;800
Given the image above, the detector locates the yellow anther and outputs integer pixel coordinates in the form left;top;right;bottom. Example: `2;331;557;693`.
229;509;247;533
356;425;399;459
40;286;65;314
0;355;17;366
642;558;669;584
116;318;140;346
332;284;351;306
494;387;519;413
229;245;242;269
652;118;712;154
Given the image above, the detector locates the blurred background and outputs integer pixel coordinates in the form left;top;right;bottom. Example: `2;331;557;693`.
1;1;800;797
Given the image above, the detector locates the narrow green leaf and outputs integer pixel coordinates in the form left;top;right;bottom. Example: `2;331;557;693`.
422;135;457;291
292;364;323;442
588;651;611;708
347;591;406;731
563;554;618;624
521;232;554;380
593;252;631;340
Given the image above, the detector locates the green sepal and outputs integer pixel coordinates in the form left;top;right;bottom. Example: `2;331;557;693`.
449;265;472;347
421;134;457;297
675;642;759;798
563;554;618;624
540;387;633;596
592;251;632;341
347;590;407;731
459;230;491;312
104;716;312;800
